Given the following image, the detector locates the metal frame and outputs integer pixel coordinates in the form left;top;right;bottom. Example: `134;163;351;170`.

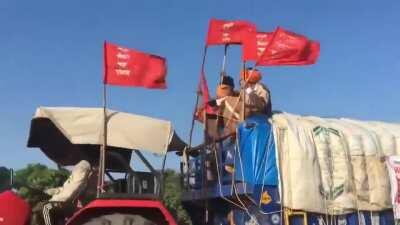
97;149;168;199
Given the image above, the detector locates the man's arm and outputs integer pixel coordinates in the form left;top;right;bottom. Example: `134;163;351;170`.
44;187;62;196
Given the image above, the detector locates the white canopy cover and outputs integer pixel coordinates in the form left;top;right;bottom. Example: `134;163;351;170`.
272;112;400;214
33;107;176;154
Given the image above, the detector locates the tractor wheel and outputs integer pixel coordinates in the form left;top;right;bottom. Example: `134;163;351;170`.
81;213;156;225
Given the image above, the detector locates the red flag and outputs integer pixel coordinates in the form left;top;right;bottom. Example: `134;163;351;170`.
104;42;167;89
198;71;216;114
242;31;273;61
206;18;256;46
304;41;320;64
256;27;320;66
277;41;320;65
263;40;320;65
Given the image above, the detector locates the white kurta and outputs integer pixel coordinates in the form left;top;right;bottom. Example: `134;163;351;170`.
47;160;91;202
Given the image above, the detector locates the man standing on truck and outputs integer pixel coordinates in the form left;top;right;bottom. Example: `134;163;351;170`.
240;67;272;118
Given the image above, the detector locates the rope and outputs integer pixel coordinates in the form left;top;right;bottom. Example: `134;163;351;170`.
251;127;281;216
235;129;258;206
319;215;328;225
210;65;277;223
275;128;285;225
212;140;247;210
327;131;335;219
224;68;257;128
340;133;362;225
310;128;332;225
232;122;275;214
259;127;274;208
259;210;283;216
229;134;260;224
231;129;281;224
233;124;284;219
232;180;261;225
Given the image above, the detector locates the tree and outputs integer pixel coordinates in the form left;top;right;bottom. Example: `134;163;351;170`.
0;167;12;192
13;164;70;206
162;169;192;225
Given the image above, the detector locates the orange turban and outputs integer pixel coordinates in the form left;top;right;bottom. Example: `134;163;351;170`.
240;69;261;83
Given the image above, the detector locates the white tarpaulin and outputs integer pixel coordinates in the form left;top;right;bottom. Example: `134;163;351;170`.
33;107;175;154
272;112;400;214
386;156;400;219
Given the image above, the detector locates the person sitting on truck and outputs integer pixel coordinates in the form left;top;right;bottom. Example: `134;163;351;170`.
32;160;92;225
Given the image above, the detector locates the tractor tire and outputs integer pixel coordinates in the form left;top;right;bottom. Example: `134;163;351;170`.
81;213;157;225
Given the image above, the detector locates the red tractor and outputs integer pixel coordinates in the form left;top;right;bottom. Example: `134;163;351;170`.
27;107;186;225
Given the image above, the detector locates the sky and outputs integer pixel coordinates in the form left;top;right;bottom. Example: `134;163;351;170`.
0;0;399;170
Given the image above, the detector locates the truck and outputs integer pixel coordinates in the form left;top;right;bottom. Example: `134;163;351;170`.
180;112;400;225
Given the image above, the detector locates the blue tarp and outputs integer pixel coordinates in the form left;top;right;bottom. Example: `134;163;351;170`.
235;115;278;186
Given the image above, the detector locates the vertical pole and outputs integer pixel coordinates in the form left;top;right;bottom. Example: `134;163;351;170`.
184;94;199;190
277;128;285;225
186;46;208;191
200;46;210;225
240;61;247;121
9;169;13;187
212;44;230;211
188;94;200;150
216;44;228;137
219;44;228;84
97;83;107;197
188;46;208;148
159;154;167;198
202;110;209;225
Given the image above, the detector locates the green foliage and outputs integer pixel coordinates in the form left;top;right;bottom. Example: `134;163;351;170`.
162;169;192;225
13;164;70;205
0;167;12;192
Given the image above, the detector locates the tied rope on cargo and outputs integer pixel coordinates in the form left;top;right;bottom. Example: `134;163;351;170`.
209;130;261;224
211;140;247;210
232;121;283;220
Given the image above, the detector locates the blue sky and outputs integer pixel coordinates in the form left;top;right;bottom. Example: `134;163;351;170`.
0;0;399;170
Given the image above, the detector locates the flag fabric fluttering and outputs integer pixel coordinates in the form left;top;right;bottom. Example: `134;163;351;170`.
206;18;257;46
103;42;167;89
256;27;320;66
242;31;274;61
198;71;216;115
261;40;320;66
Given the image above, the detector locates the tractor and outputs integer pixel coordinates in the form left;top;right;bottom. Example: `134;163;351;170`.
27;106;186;225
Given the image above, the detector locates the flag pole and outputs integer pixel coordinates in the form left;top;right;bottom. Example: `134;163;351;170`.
102;83;107;191
200;46;210;225
240;61;246;121
219;44;228;84
97;82;107;197
202;109;209;225
186;46;208;190
196;45;210;225
97;42;108;197
188;47;207;148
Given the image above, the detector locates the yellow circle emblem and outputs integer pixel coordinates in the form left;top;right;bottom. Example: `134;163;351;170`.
261;191;272;205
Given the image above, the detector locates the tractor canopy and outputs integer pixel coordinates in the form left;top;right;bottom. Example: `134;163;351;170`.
27;107;186;170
